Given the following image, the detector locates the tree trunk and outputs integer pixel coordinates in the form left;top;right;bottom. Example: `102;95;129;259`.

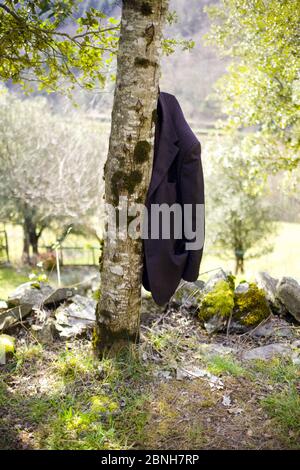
235;256;245;275
95;0;168;354
22;229;30;265
29;227;39;255
22;206;45;263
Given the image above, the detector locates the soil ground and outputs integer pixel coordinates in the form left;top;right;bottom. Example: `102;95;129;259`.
0;300;299;450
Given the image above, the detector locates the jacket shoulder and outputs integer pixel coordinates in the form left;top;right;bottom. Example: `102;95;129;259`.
159;91;179;106
160;91;175;100
160;91;200;149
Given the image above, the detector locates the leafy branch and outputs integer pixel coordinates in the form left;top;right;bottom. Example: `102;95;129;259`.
0;1;120;93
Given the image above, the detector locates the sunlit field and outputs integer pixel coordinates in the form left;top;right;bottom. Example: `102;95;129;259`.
197;221;300;283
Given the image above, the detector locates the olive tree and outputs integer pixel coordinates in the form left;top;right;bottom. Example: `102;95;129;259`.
0;88;106;261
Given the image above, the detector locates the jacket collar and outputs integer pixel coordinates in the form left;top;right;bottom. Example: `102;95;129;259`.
147;92;179;198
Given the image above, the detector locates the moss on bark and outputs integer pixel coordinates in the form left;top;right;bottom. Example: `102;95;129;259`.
134;140;151;163
134;57;156;68
111;169;143;205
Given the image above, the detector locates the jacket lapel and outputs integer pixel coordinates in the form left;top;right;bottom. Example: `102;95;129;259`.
147;93;179;199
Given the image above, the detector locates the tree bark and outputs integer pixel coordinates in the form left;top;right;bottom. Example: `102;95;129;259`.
22;228;30;265
95;0;168;354
235;256;244;275
22;205;45;263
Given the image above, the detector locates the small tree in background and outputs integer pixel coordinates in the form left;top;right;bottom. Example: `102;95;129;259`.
0;88;106;262
206;136;275;274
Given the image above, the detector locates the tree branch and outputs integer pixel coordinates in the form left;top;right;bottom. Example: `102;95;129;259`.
0;3;23;22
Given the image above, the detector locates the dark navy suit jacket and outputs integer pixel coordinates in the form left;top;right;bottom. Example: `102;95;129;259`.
143;92;205;305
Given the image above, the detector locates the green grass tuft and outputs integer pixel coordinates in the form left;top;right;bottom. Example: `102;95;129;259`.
0;266;29;300
206;354;247;377
250;358;300;384
262;387;300;443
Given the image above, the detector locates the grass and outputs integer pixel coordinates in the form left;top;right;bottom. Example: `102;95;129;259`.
42;349;151;450
200;221;300;283
249;358;300;385
1;252;300;451
14;343;44;369
147;329;183;356
206;354;247;377
247;358;300;447
3;223;101;265
1;335;300;450
54;347;96;381
41;398;121;450
262;388;300;445
142;380;209;450
0;341;151;450
0;266;29;300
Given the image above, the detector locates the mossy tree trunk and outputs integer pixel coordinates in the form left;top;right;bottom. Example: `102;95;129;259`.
94;0;168;355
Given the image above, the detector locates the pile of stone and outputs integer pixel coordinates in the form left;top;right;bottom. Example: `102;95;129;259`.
1;269;299;348
175;270;300;334
0;281;97;344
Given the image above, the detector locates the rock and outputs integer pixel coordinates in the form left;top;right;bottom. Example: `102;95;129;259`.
176;365;224;389
141;286;151;298
222;394;232;407
276;277;300;323
176;365;210;380
204;315;226;334
73;274;99;296
54;295;96;338
31;319;56;344
291;340;300;365
197;343;236;357
141;296;164;317
153;369;172;381
0;304;33;331
250;316;294;340
242;343;291;361
203;269;228;293
8;282;54;309
0;334;15;353
43;287;76;307
173;280;205;310
194;280;206;290
227;320;248;334
0;300;8;312
0;334;15;363
47;267;99;293
235;282;249;294
256;272;280;312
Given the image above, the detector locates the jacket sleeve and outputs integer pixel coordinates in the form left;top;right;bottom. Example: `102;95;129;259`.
180;141;205;282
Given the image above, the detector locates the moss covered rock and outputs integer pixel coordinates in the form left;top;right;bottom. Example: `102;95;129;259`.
199;279;234;323
0;334;15;360
234;282;271;326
